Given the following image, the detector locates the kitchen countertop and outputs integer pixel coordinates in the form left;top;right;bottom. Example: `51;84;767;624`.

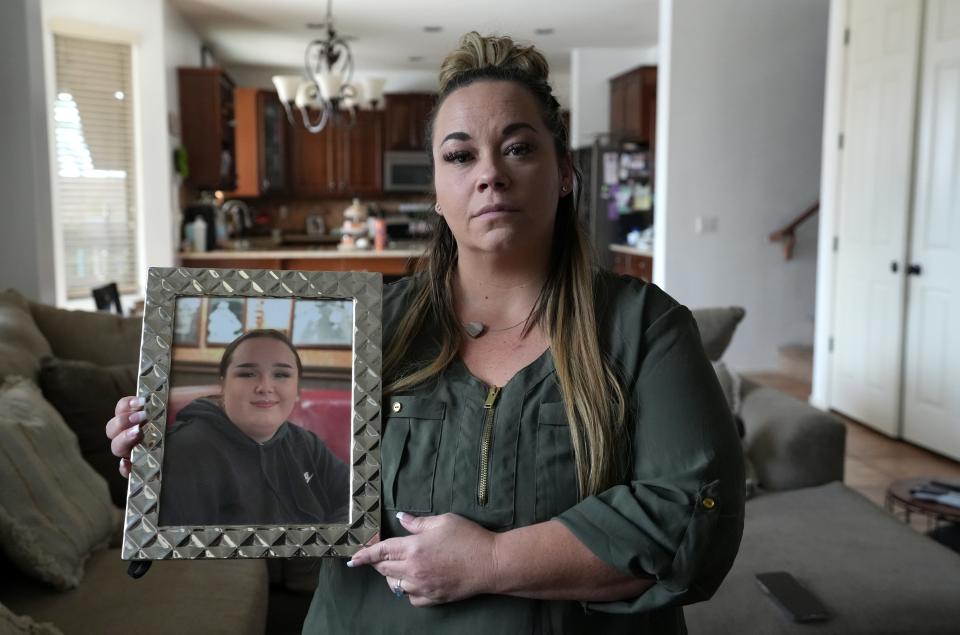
179;245;427;260
609;243;653;257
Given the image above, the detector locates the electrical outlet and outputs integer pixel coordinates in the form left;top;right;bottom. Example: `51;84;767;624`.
694;215;719;234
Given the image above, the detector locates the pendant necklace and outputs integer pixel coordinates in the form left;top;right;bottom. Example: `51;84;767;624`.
463;316;530;339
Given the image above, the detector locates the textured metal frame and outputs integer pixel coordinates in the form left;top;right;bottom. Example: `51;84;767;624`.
122;267;382;560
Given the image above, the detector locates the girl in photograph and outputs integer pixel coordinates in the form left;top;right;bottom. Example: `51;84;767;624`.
158;329;349;526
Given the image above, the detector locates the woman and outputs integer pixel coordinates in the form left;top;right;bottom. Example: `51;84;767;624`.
155;329;349;526
109;33;743;633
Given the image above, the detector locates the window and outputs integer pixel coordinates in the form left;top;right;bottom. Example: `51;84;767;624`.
52;34;138;299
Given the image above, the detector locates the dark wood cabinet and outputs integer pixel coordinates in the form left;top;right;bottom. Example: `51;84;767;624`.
178;68;236;190
609;66;657;146
340;111;384;195
289;110;384;197
385;93;436;151
612;251;653;282
230;88;287;198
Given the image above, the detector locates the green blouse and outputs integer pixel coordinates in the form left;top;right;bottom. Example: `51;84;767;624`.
304;272;745;634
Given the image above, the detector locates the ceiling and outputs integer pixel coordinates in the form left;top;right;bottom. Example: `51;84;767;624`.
170;0;660;76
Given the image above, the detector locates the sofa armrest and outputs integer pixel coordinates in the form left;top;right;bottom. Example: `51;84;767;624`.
739;378;846;492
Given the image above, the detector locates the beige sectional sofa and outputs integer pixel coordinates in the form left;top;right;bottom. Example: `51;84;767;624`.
0;290;268;634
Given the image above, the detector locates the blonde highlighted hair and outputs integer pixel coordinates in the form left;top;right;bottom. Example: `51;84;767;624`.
384;32;628;497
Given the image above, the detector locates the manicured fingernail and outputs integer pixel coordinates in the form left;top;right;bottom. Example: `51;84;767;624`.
129;397;145;408
119;458;125;469
396;511;408;521
126;425;140;439
129;411;146;424
346;559;356;568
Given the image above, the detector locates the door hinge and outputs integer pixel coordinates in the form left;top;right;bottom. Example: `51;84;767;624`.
829;336;834;353
844;28;850;46
838;133;844;150
832;236;839;252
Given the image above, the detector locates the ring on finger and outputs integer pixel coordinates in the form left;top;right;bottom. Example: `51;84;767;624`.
393;577;404;598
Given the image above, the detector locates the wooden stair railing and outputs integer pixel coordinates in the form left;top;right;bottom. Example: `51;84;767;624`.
769;202;819;260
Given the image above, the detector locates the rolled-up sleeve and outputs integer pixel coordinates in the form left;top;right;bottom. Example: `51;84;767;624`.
556;304;745;613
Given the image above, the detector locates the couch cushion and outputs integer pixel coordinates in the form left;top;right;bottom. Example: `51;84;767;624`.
38;358;138;507
691;306;745;361
1;550;268;635
0;377;117;590
0;603;62;635
684;482;960;634
27;302;140;366
0;290;53;382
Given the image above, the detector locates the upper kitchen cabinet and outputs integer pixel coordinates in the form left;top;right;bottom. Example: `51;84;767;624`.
385;93;436;151
229;88;288;198
289;110;384;197
178;68;236;190
609;66;657;147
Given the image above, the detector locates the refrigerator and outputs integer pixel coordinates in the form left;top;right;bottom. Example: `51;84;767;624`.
574;138;654;269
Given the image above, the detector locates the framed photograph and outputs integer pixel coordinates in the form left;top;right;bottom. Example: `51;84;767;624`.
122;267;382;561
305;214;326;236
205;297;246;346
173;296;202;347
291;298;353;348
245;297;294;334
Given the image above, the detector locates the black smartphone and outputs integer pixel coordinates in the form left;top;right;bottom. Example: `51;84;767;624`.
755;571;831;623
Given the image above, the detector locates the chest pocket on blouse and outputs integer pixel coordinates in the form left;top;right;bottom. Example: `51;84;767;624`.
535;402;580;522
382;396;445;513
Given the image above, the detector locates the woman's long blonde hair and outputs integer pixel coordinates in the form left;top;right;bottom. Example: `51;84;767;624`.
384;32;628;497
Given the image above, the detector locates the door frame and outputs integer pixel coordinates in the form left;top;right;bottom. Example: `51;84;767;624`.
810;0;851;411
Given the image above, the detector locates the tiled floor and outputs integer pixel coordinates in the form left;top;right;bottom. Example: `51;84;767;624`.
745;371;960;534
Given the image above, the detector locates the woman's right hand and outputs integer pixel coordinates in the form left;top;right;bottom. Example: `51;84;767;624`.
106;396;146;478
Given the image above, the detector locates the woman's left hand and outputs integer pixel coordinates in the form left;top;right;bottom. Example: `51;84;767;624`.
348;512;497;607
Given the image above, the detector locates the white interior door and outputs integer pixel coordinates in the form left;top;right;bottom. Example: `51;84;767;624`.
830;0;923;436
902;0;960;460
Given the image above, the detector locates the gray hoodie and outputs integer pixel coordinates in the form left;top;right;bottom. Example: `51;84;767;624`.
158;397;350;526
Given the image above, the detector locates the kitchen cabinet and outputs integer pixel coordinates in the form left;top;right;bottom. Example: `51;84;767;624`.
609;66;657;146
385;93;436;151
289;110;384;197
178;68;236;190
612;250;653;282
229;88;287;198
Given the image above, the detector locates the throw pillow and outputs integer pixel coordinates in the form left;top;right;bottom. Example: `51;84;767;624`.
38;358;138;507
0;290;53;382
27;302;141;366
691;306;746;361
0;603;63;635
0;377;117;590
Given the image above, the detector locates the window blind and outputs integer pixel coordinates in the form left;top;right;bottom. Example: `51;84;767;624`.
53;34;138;299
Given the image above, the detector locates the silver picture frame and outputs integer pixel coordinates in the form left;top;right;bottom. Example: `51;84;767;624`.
122;266;382;560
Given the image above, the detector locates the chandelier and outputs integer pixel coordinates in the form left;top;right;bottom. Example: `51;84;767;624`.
272;0;386;133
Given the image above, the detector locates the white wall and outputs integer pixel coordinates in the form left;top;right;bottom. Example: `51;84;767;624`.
41;0;176;307
569;47;658;149
656;0;829;371
163;2;204;255
0;0;57;303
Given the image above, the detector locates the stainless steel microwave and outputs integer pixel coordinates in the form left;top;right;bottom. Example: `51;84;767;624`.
383;151;433;193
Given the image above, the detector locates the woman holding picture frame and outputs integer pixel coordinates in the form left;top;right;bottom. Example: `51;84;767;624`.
109;32;743;634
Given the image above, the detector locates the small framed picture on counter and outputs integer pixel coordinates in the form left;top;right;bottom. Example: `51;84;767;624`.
122;267;382;563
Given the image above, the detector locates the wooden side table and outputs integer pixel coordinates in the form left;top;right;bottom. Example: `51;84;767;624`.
885;477;960;532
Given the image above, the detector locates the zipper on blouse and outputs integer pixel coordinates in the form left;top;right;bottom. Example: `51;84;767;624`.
477;385;502;506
